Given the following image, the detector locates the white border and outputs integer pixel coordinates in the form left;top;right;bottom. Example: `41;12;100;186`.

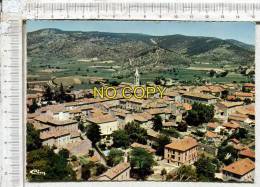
23;0;260;21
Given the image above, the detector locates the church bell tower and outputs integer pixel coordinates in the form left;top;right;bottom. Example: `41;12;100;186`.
134;68;140;86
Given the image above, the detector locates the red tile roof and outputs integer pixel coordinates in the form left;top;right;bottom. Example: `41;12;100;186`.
205;131;218;138
230;138;240;144
98;162;130;180
244;83;254;87
239;148;255;159
147;108;172;115
219;101;243;108
35;115;77;126
40;129;70;140
223;122;240;129
207;122;218;129
223;159;255;176
65;139;92;156
132;112;153;122
131;142;156;153
228;113;248;122
182;92;217;100
165;137;198;151
234;92;253;98
87;114;117;124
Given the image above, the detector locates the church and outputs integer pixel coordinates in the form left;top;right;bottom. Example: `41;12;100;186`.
134;68;140;86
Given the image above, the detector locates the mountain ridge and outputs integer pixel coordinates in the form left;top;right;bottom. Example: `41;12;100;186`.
27;28;255;69
28;28;254;47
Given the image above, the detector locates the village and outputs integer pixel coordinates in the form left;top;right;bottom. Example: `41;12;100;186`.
26;68;255;182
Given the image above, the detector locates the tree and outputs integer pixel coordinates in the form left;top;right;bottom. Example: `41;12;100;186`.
242;87;251;93
107;148;124;167
217;145;238;165
130;147;155;180
81;164;91;180
186;110;200;126
194;129;205;137
230;128;248;140
125;122;140;135
161;168;167;176
156;134;171;156
58;149;70;160
75;117;85;132
78;120;85;132
220;70;229;77
244;98;252;105
211;158;221;172
152;115;163;132
221;90;229;99
154;77;161;85
27;123;41;151
95;163;107;176
59;83;65;97
86;124;101;145
162;127;180;138
29;99;39;113
109;80;120;86
166;165;197;181
177;122;188;132
209;70;215;77
186;103;214;126
27;146;76;181
88;149;94;157
71;155;77;161
154;76;166;85
111;130;130;148
125;122;148;144
43;85;53;101
236;128;248;139
194;155;216;181
55;83;66;103
54;83;74;103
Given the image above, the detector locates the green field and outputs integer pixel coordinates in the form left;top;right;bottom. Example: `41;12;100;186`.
27;57;251;89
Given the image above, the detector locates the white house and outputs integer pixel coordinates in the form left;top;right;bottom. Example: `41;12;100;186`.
86;114;118;137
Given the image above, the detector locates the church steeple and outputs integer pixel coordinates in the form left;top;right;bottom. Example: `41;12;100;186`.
134;68;140;86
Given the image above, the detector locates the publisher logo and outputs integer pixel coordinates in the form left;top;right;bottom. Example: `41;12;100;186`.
30;169;46;176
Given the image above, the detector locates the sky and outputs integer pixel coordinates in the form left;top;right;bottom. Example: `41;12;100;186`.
27;20;255;45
